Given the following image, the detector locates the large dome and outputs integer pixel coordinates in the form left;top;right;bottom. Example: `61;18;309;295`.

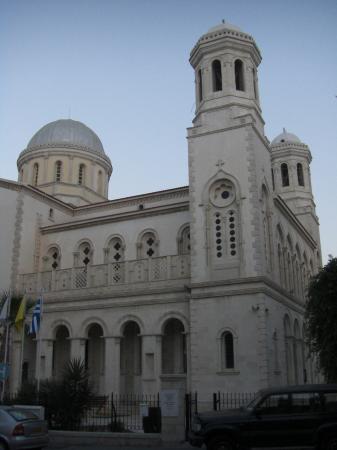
26;119;105;155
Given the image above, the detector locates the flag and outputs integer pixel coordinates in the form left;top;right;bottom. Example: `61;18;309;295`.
14;296;26;332
0;295;10;321
29;298;42;336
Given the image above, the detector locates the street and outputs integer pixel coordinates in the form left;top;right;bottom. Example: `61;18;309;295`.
49;446;193;450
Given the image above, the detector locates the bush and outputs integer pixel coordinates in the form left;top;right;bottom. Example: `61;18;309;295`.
13;358;94;430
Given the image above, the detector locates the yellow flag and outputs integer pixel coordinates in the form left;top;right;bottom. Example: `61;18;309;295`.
15;296;26;332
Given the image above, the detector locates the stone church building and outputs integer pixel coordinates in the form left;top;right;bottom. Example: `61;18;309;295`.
0;23;322;400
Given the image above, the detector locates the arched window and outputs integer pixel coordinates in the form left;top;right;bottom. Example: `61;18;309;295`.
107;237;124;262
234;59;245;91
271;168;275;191
20;168;24;182
55;161;62;182
32;163;39;186
221;331;235;369
97;170;103;195
297;163;304;186
262;186;272;271
252;67;258;99
198;69;203;102
212;59;222;92
162;319;186;374
281;163;289;187
78;164;86;185
178;226;190;255
138;231;158;258
45;246;61;271
284;315;293;384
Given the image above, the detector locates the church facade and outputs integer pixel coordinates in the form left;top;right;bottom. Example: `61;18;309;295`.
0;23;322;401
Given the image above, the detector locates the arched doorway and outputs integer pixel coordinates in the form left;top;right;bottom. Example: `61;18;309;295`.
120;321;142;393
85;323;104;393
53;325;70;380
162;318;186;374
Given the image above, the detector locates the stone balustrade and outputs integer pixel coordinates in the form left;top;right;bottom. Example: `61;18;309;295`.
18;254;190;294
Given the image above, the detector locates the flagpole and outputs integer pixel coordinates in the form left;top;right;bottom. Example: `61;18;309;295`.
1;290;11;402
18;293;27;391
36;290;44;394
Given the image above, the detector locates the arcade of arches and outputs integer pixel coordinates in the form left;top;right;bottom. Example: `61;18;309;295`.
22;317;188;394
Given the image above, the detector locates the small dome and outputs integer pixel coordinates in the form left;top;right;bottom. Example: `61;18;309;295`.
26;119;105;155
207;22;243;33
272;129;302;145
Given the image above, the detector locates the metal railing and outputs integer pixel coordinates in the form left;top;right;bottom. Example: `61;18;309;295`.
79;393;161;432
213;391;256;411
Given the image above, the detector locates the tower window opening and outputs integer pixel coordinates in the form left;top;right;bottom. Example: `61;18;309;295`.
271;168;275;191
32;163;39;186
55;161;62;182
78;164;86;185
281;163;289;187
234;59;245;91
221;331;235;369
97;170;103;195
297;163;305;186
212;59;222;92
198;69;203;102
252;68;258;99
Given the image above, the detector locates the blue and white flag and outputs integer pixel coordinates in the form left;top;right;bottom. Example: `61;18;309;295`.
29;297;42;336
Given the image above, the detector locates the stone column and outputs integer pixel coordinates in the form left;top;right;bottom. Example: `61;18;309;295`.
10;339;22;394
104;336;120;395
39;339;54;380
70;337;86;361
141;334;160;394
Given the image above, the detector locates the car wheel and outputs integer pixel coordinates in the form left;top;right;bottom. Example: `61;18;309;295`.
324;436;337;450
207;436;236;450
0;441;7;450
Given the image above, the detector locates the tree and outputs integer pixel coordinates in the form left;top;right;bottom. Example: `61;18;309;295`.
305;257;337;382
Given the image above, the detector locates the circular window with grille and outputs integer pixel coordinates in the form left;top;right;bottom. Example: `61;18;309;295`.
209;179;235;208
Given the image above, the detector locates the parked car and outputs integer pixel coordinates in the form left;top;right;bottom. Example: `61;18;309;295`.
189;384;337;450
0;406;48;450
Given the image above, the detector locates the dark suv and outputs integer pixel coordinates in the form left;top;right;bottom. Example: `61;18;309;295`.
189;384;337;450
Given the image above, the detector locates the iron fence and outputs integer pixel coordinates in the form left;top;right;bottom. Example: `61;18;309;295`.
213;391;256;411
78;393;161;433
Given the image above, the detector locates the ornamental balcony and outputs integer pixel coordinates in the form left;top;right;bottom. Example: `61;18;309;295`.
18;255;190;294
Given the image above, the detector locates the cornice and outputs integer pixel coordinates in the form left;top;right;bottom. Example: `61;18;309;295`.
188;119;270;153
40;282;189;305
73;186;190;216
0;178;74;214
274;195;317;248
190;275;305;314
270;145;312;163
190;29;261;67
18;143;112;168
41;201;190;234
191;100;265;128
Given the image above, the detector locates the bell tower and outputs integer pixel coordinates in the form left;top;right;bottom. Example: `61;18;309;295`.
187;23;271;283
190;22;264;135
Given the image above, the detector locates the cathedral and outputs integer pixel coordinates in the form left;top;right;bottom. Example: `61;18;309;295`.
0;22;322;401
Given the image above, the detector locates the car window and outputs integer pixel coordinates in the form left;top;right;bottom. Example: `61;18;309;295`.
323;392;337;413
291;392;322;413
256;394;291;415
7;409;38;421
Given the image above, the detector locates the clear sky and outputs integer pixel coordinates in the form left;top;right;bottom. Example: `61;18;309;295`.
0;0;336;263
